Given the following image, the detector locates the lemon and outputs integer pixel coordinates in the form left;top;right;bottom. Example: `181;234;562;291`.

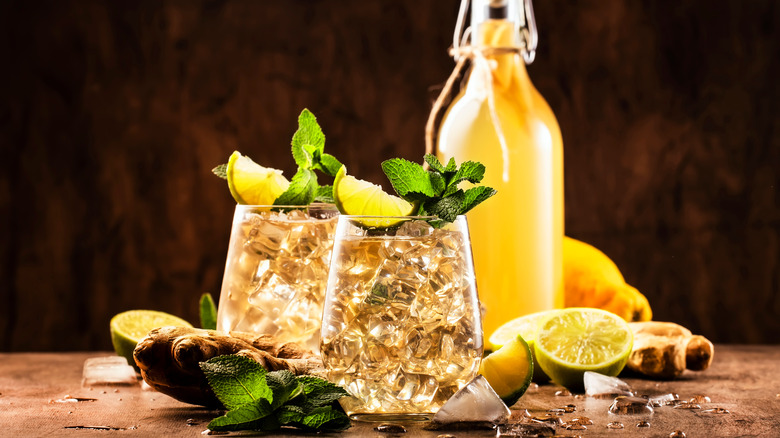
563;236;652;322
332;165;416;227
479;335;534;407
226;151;290;205
110;310;193;369
534;307;633;391
488;310;557;383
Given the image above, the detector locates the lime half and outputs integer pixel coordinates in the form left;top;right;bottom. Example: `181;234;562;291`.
110;310;193;368
534;308;633;391
226;151;290;205
479;335;534;407
332;165;416;227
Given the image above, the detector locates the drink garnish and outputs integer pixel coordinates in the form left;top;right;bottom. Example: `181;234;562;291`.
200;355;350;432
212;109;342;205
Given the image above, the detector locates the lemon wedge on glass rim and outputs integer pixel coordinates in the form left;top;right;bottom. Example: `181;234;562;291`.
332;165;417;227
226;151;290;205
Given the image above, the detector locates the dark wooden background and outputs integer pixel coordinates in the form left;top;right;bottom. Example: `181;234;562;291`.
1;0;778;351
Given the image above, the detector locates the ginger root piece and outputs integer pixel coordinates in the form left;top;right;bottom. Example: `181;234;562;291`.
133;326;324;407
626;321;714;379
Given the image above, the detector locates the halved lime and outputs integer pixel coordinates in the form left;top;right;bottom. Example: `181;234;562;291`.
534;308;633;391
488;310;557;383
332;165;416;227
226;151;290;205
479;334;534;407
110;310;193;369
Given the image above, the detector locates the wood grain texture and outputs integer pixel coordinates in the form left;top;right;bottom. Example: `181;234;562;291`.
1;347;779;436
1;0;778;350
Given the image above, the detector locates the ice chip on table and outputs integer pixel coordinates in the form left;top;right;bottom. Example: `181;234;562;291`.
648;393;679;407
82;356;137;387
432;375;510;424
584;371;633;398
608;396;654;415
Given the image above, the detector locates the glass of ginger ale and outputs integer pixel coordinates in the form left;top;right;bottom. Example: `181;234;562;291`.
216;204;339;352
320;215;483;421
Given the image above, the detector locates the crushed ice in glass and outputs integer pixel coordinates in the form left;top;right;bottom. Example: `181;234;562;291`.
608;396;654;415
583;371;633;398
82;356;137;387
431;375;510;424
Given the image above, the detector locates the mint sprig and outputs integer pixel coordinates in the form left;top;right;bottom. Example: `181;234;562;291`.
381;154;496;225
199;293;217;330
274;109;342;206
212;109;342;205
200;355;350;433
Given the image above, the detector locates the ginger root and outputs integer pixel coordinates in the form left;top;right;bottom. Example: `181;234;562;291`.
626;321;714;379
133;326;324;407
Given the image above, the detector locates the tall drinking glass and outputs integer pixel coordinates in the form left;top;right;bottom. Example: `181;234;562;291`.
216;204;339;351
320;215;483;421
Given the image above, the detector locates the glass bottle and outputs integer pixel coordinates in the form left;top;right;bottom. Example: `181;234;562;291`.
436;0;564;340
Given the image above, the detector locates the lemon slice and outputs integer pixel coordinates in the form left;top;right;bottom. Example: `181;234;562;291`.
226;151;290;205
479;335;534;407
534;308;633;391
332;165;416;227
110;310;193;369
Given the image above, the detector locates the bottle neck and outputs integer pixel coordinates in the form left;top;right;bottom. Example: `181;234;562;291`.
475;19;532;93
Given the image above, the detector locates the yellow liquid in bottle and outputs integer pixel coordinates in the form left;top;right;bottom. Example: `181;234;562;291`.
437;20;564;339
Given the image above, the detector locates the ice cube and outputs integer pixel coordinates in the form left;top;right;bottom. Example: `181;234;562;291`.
648;393;679;407
82;356;138;387
583;371;633;398
432;375;510;424
397;220;434;237
608;396;654;415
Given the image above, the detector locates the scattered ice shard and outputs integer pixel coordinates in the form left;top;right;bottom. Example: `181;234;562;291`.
432;375;510;424
583;371;633;398
648;393;679;407
82;356;138;387
608;396;654;415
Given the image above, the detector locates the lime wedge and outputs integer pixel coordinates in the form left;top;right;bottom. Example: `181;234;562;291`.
488;310;557;383
479;335;534;407
332;165;416;227
534;308;633;391
226;151;290;205
110;310;193;369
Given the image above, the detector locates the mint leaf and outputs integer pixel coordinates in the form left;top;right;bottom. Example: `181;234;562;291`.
462;186;497;214
199;355;272;410
265;370;303;409
301;406;351;431
199;293;217;330
315;153;343;177
381;158;435;201
424;154;446;173
274;168;317;205
207;398;275;431
291;109;324;169
429;170;446;195
212;163;227;179
449;160;486;185
296;376;350;408
314;185;334;204
425;191;465;223
275;404;306;425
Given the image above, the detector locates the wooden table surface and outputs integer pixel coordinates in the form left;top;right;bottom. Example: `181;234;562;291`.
1;345;778;437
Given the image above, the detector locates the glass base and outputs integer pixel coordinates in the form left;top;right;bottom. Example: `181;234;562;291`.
349;412;433;422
